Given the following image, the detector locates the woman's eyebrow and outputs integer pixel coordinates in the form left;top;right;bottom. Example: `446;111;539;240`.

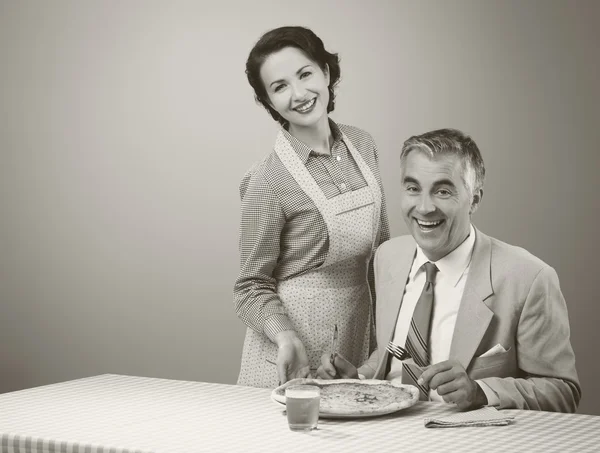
269;65;312;87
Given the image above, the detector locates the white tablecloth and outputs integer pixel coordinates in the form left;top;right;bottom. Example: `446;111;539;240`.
0;374;597;453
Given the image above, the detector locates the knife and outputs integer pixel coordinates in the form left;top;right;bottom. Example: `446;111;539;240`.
329;324;338;364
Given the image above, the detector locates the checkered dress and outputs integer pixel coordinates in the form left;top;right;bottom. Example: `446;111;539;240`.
234;120;390;342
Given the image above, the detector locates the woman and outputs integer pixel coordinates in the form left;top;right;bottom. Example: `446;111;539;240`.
235;26;390;388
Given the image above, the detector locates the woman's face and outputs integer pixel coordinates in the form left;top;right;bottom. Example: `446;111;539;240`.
259;46;330;130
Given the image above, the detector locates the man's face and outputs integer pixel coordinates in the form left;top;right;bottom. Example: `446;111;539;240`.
400;150;482;261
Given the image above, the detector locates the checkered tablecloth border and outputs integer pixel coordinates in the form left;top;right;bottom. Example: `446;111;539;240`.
1;374;598;453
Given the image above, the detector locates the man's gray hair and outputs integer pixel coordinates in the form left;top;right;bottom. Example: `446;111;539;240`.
400;128;485;197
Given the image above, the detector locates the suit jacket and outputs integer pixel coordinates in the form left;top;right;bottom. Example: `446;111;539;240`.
358;227;581;412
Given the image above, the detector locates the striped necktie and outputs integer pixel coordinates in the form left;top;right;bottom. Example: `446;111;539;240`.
402;261;438;400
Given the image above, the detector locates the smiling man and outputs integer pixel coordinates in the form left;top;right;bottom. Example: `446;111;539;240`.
318;128;581;413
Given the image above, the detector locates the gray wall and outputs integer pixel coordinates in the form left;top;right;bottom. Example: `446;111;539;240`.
1;1;598;415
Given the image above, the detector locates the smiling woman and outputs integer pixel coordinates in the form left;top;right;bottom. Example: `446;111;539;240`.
233;26;391;389
259;47;331;136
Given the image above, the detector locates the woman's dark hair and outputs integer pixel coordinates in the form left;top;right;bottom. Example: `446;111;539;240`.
245;26;341;127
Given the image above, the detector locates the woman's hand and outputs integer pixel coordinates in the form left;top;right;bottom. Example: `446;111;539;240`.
274;331;310;384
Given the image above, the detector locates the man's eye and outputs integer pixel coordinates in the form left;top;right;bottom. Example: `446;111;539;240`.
406;186;418;193
437;189;451;196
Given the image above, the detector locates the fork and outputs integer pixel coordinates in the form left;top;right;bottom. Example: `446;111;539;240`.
386;341;410;361
386;341;430;399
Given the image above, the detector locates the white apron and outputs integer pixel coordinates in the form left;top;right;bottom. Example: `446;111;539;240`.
237;130;382;388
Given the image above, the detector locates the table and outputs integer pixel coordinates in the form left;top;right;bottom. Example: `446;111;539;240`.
0;374;597;453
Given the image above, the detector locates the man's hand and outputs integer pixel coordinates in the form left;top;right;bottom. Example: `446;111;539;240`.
418;359;488;410
315;353;359;380
274;331;310;384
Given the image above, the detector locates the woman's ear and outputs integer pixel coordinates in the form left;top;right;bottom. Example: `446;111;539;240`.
324;63;330;85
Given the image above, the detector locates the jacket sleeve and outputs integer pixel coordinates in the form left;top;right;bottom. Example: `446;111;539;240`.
479;266;581;412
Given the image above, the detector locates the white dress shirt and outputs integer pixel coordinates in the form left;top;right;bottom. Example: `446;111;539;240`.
386;224;499;405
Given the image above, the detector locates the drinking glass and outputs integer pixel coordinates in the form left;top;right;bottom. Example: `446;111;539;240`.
285;385;320;431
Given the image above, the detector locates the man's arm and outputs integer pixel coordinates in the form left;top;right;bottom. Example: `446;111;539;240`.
479;266;581;412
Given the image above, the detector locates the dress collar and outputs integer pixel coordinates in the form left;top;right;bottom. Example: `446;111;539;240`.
280;118;343;164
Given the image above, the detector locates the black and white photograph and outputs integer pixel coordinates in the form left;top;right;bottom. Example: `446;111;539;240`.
1;1;599;451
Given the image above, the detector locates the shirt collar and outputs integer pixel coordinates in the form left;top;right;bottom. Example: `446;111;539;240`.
280;118;343;164
412;224;476;287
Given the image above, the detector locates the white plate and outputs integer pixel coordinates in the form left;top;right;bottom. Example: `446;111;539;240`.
271;378;420;419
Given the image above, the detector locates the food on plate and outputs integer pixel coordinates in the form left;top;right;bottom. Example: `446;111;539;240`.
272;378;419;417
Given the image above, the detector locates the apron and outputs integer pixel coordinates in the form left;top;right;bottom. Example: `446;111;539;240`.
237;130;382;388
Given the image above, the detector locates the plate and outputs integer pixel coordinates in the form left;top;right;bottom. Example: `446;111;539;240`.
271;378;419;418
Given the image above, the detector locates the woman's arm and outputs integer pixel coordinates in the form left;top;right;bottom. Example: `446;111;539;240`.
367;137;391;316
233;169;296;341
372;138;391;247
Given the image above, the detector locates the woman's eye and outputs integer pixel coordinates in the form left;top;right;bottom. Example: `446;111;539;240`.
300;71;312;79
274;84;285;92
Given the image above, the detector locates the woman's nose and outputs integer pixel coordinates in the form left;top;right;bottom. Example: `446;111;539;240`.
290;82;308;100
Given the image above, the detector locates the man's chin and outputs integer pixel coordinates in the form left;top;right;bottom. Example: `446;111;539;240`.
412;233;444;256
412;228;442;243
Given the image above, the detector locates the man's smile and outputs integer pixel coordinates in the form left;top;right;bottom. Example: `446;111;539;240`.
414;218;445;232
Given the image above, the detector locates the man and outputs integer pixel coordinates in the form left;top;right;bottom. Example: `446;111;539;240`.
317;128;580;412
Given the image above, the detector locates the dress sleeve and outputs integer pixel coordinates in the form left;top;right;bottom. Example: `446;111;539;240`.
233;168;296;342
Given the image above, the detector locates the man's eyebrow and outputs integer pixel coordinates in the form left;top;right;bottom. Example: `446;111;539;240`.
402;176;420;184
432;178;457;188
402;176;457;188
269;65;312;87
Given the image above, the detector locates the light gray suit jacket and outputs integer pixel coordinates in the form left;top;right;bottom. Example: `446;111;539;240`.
358;228;581;412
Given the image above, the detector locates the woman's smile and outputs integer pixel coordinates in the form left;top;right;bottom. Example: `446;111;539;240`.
294;97;316;113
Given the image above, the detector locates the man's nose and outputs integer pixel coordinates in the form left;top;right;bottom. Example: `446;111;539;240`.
416;195;436;214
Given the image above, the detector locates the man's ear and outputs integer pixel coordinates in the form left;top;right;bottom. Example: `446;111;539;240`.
470;188;484;215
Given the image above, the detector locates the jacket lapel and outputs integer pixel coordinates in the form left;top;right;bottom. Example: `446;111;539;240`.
375;239;416;378
449;228;494;370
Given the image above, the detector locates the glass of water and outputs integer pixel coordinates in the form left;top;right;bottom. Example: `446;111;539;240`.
285;385;320;431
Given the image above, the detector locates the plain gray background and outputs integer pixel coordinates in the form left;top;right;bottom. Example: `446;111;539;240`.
1;0;598;415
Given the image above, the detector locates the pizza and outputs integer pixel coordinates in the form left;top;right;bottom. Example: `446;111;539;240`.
271;378;419;417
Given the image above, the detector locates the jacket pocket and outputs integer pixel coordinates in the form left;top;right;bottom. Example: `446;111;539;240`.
469;348;513;378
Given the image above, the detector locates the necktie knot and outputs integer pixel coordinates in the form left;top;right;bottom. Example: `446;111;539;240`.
422;261;438;284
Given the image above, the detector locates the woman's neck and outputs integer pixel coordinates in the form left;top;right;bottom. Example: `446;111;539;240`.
288;116;333;156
